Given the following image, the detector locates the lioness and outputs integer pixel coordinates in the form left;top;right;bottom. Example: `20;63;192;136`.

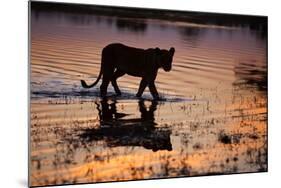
81;43;175;99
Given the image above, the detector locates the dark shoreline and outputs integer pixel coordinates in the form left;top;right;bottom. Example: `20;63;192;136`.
31;1;267;31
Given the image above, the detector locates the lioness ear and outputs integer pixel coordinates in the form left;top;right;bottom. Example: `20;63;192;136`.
155;47;161;55
169;47;175;55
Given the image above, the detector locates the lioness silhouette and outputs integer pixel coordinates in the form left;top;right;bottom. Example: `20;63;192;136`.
81;43;175;99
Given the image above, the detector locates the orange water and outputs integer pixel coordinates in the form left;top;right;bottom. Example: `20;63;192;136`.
30;10;267;186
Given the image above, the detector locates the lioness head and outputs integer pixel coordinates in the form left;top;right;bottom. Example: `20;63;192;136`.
155;47;175;72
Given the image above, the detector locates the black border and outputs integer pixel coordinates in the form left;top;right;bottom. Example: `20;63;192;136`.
28;1;268;187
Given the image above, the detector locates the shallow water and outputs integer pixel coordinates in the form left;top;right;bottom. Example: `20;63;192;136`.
30;7;267;187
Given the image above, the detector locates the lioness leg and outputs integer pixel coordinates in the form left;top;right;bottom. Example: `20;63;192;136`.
100;78;110;97
111;70;125;95
148;82;159;99
136;78;148;97
100;67;114;97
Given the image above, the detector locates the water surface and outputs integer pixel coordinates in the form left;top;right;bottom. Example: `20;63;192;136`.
30;6;267;187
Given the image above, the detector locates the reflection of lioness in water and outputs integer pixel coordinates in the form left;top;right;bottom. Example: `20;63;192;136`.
81;43;175;99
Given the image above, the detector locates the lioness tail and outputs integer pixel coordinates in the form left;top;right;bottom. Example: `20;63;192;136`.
80;68;102;88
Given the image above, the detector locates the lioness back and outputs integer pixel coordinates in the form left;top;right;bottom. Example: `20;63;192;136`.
102;43;153;77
